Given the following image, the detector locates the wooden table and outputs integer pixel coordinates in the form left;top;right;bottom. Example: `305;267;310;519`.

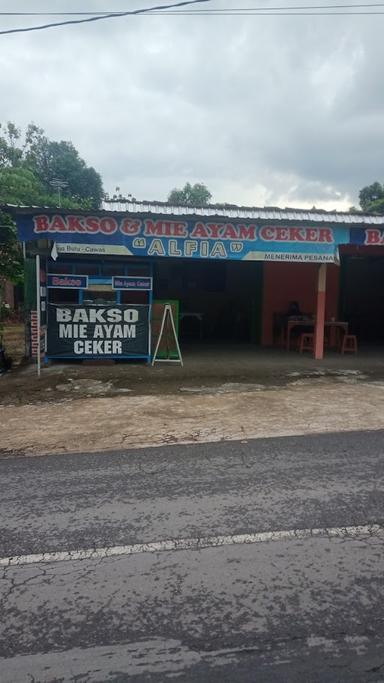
286;320;349;351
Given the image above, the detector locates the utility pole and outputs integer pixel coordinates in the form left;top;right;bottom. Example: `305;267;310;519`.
50;178;68;208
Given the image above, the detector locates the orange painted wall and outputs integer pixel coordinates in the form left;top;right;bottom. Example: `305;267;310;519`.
261;262;340;346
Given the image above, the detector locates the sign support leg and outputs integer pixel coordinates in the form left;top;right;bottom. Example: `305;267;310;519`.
152;304;183;366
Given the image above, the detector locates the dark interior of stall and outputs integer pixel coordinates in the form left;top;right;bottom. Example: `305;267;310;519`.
153;258;263;344
340;252;384;343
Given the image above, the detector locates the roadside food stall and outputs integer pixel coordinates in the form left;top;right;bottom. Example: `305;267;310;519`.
9;202;384;371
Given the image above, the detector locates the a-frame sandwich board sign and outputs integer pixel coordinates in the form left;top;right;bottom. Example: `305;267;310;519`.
152;304;183;367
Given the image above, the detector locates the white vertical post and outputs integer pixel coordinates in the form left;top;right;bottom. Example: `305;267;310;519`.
36;253;41;377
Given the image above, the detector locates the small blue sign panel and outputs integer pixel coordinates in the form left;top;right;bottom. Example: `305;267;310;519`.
47;274;88;289
112;276;153;291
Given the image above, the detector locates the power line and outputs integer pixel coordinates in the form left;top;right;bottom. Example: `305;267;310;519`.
156;2;384;6
120;7;384;10
139;7;384;10
1;3;384;12
0;2;382;33
156;9;384;12
139;3;384;8
0;0;211;36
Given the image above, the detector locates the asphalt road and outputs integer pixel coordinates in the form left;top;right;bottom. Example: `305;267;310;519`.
1;430;384;682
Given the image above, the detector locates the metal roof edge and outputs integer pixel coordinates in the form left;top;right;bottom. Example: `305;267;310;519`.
3;202;384;226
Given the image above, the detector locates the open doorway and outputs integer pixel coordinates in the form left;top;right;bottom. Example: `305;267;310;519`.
340;253;384;343
153;258;263;344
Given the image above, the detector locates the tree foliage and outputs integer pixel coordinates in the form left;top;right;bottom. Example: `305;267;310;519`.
0;211;23;284
359;181;384;214
0;121;105;283
0;167;45;206
168;182;212;207
0;122;104;208
24;125;103;206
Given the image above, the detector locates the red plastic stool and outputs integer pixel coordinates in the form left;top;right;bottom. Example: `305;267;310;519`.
299;333;314;353
341;334;358;354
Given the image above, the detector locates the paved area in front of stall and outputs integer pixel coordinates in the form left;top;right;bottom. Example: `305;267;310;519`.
1;346;384;456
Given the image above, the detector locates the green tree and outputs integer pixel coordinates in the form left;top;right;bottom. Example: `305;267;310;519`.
0;167;46;205
168;182;212;207
0;121;105;287
0;122;104;208
0;212;22;283
0;168;40;287
0;211;23;317
359;182;384;213
24;125;103;208
0;122;23;168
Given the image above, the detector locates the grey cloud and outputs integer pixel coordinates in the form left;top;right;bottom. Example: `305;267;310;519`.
0;1;383;208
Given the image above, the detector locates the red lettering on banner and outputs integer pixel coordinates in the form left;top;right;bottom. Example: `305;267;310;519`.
260;226;334;243
275;228;290;241
144;220;167;236
85;217;100;233
172;222;187;237
50;215;67;232
306;228;319;242
207;223;222;239
365;229;383;245
221;224;238;240
162;222;181;237
288;228;305;242
34;215;50;232
100;218;118;234
144;220;186;237
190;223;209;238
205;223;256;240
67;216;86;232
318;228;333;243
238;225;256;240
259;227;275;241
161;222;173;236
120;218;141;235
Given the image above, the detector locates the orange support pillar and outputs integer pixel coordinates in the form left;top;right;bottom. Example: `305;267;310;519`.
314;264;327;360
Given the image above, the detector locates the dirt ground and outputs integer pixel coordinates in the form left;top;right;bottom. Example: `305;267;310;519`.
3;344;384;405
1;348;384;457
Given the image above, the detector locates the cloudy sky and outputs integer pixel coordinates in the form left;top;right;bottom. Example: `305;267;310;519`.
0;1;382;209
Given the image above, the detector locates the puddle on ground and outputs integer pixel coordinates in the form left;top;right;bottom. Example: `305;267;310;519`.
56;379;113;395
179;383;266;394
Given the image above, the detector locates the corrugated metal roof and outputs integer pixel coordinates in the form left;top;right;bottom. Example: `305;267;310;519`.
4;201;384;225
101;199;384;225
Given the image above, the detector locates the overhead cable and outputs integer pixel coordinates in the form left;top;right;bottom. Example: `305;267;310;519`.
0;0;211;36
1;3;384;13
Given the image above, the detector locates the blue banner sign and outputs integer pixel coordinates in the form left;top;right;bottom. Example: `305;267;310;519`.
47;274;88;289
349;228;384;246
112;276;153;291
16;213;351;263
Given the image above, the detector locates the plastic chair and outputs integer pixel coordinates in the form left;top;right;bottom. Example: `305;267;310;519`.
341;334;358;354
299;333;314;353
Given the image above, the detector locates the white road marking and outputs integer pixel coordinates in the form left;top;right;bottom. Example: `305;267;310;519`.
0;524;382;568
